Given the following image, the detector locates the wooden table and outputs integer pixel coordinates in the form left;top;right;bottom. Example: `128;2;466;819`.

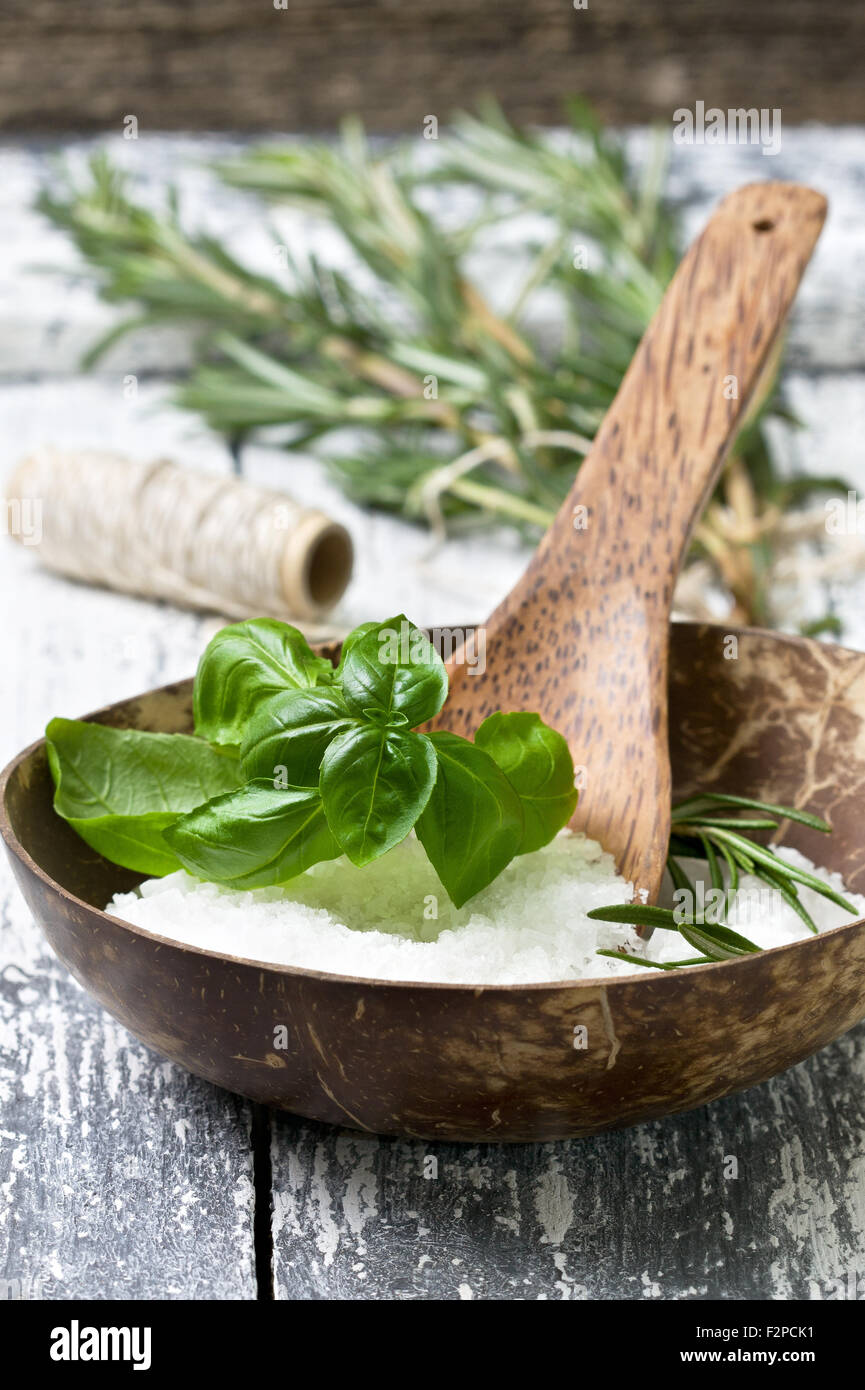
2;131;865;1301
1;2;862;131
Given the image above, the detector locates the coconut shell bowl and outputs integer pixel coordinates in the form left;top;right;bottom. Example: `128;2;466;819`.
3;622;865;1143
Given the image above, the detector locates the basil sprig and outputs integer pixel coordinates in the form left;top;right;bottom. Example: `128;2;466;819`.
47;615;580;907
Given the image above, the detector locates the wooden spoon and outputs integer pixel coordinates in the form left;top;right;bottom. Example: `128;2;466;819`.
437;182;827;904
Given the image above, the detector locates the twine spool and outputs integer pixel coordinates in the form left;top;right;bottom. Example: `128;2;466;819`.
6;448;353;624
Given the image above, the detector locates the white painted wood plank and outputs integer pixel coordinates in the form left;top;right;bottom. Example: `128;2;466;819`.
0;891;257;1300
268;1019;865;1300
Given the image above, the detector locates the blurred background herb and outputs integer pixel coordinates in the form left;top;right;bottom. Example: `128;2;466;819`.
36;100;847;624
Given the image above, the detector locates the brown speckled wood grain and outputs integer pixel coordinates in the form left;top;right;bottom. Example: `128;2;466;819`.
436;184;827;904
3;624;865;1142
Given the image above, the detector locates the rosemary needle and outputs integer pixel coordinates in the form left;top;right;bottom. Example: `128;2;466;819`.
589;792;856;968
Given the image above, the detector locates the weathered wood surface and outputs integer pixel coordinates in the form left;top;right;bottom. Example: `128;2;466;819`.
0;1;862;133
270;1019;865;1299
0;915;257;1301
2;134;865;1299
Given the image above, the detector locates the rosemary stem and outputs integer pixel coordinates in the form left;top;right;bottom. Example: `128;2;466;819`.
447;478;556;528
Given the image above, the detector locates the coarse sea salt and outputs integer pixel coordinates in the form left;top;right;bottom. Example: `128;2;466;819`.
105;832;865;986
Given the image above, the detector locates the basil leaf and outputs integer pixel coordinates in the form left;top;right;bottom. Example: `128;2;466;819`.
241;688;356;787
416;732;524;907
475;710;578;853
320;724;437;866
334;620;378;679
194;618;334;746
339;615;447;727
46;717;241;876
164;780;340;888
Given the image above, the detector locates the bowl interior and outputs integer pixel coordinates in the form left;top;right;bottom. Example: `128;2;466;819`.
667;624;865;897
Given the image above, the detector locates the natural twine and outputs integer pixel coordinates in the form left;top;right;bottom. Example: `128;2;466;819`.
6;448;353;631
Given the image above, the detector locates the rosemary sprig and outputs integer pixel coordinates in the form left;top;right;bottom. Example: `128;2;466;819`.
34;104;848;621
596;951;708;972
588;792;858;970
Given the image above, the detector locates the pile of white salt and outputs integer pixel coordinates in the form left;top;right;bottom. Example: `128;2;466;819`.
106;831;865;985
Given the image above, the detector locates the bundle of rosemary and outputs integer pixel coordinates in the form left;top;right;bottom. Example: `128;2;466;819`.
36;101;844;624
589;791;856;969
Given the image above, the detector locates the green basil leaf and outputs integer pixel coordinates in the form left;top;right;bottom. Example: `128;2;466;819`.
241;688;356;786
475;710;578;853
46;717;241;876
334;620;378;679
338;615;447;727
193;618;334;746
415;732;524;907
320;724;437;866
164;780;340;888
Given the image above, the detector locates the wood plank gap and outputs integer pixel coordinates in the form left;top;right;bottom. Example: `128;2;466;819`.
252;1103;275;1301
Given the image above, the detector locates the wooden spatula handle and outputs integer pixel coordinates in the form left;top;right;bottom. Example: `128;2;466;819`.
558;183;826;596
443;183;826;899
